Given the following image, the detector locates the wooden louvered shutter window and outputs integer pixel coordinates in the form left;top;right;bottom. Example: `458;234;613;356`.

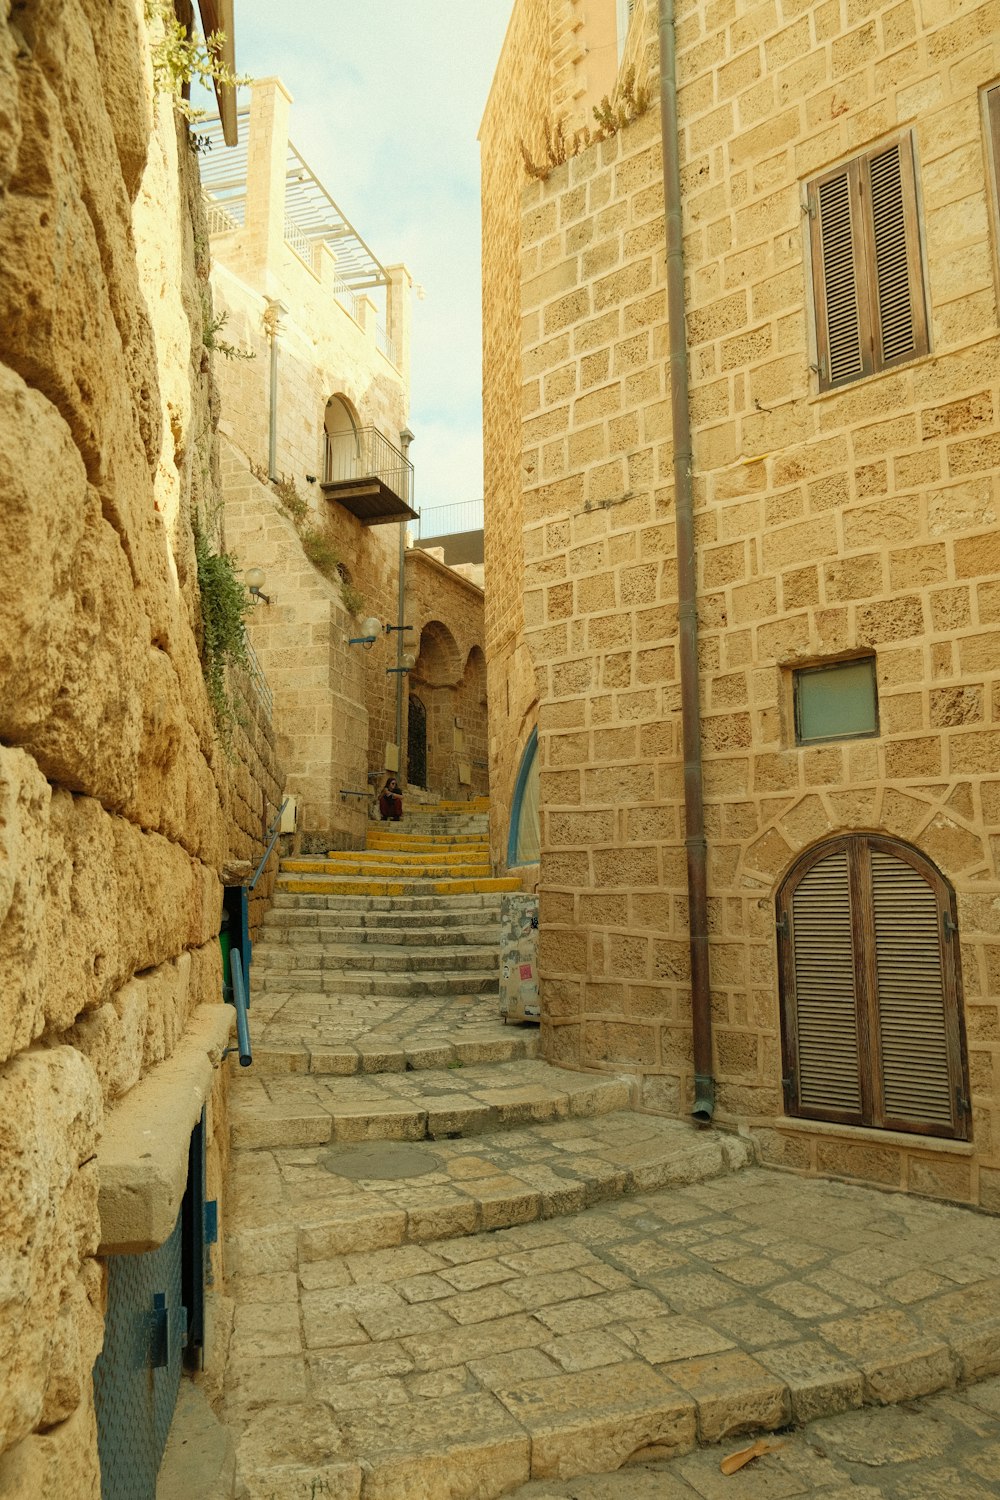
778;835;969;1140
808;136;928;391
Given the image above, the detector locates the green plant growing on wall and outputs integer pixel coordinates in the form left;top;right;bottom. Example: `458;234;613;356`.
145;0;247;121
273;475;309;527
193;515;251;737
520;67;651;180
202;302;256;362
301;526;341;579
340;581;365;618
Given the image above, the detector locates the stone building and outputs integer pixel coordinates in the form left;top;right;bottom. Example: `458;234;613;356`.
0;3;283;1494
481;0;1000;1209
205;79;488;841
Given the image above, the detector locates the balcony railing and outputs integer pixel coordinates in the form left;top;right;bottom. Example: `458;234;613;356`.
321;426;416;525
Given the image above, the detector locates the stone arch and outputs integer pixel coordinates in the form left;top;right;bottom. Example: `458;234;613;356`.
409;620;461;795
413;619;461;688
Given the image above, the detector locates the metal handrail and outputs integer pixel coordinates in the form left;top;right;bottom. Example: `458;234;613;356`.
249;796;289;891
339;788;370;799
226;949;252;1067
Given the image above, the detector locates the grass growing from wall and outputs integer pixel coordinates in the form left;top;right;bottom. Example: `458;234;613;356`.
194;516;251;737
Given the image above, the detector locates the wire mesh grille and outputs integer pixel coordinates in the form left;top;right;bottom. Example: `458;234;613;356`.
93;1211;185;1499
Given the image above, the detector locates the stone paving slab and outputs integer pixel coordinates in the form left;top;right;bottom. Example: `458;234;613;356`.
231;1059;633;1148
247;989;539;1068
505;1376;1000;1498
225;1171;1000;1499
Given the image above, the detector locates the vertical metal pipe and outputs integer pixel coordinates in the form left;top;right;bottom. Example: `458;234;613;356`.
659;0;714;1122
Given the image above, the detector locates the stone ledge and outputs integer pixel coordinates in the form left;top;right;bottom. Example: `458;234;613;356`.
97;1003;234;1254
744;1115;976;1157
157;1379;236;1500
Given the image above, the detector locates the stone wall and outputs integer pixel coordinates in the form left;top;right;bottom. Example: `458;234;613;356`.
223;441;370;850
0;3;283;1490
486;0;1000;1208
404;548;488;798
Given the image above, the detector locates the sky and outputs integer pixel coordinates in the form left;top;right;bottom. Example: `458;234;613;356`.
221;1;514;513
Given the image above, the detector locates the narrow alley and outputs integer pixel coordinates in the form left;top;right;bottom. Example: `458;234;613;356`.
214;804;1000;1498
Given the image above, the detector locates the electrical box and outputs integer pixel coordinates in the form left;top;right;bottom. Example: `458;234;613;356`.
384;742;400;772
279;795;297;834
500;893;540;1024
458;760;472;785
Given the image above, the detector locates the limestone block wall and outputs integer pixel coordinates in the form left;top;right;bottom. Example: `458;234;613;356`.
497;0;1000;1209
223;442;370;850
481;0;631;869
404;549;489;798
0;3;284;1490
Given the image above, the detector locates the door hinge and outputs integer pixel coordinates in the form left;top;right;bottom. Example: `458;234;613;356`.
943;911;958;937
775;913;789;937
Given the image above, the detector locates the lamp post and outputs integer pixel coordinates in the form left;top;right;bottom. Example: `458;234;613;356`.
396;427;414;761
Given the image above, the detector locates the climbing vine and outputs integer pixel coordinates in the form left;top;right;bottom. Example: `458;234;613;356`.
144;0;248;121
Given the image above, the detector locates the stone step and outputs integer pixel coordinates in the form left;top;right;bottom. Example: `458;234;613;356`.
276;876;520;897
224;1160;1000;1500
260;920;499;946
367;833;489;849
247;1024;541;1078
284;860;495;880
228;1112;751;1261
271;891;504;913
230;1060;634;1150
252;968;499;997
253;943;497;974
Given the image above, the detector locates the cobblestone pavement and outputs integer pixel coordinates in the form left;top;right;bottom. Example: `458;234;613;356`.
507;1377;1000;1497
224;1167;1000;1497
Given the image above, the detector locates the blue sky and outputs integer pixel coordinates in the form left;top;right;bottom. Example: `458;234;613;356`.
223;1;513;510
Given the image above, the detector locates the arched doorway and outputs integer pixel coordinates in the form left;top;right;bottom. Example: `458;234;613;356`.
323;395;359;483
408;694;427;788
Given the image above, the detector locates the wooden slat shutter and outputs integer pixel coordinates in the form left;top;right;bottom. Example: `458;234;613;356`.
864;140;928;370
788;848;863;1119
809;134;927;390
869;849;958;1133
778;835;969;1140
810;163;869;388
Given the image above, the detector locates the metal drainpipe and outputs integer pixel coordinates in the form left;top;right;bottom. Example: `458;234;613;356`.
658;0;715;1123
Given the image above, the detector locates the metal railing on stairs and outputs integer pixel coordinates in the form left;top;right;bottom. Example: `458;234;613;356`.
249;797;289;892
225;949;252;1067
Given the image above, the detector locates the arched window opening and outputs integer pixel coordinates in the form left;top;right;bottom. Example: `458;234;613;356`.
508;729;539;867
777;834;970;1140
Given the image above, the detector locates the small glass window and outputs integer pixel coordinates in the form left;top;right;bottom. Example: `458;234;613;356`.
794;657;878;745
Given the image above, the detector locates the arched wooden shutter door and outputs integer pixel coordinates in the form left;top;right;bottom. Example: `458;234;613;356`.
778;835;969;1140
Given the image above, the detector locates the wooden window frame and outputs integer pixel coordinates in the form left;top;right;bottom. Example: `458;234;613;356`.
982;83;1000;298
807;134;929;392
777;834;970;1140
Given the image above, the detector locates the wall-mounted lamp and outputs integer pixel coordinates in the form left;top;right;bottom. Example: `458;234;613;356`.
246;567;273;606
348;615;383;648
384;622;412;635
386;650;417;676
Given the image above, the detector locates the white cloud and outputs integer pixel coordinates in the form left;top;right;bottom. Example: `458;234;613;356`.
222;1;512;508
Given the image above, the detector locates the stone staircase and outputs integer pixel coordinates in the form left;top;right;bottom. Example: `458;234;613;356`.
223;804;757;1498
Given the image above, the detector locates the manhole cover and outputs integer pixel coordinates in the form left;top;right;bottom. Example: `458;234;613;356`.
321;1141;443;1180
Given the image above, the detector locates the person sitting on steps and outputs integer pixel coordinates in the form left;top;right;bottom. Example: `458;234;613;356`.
378;776;403;821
